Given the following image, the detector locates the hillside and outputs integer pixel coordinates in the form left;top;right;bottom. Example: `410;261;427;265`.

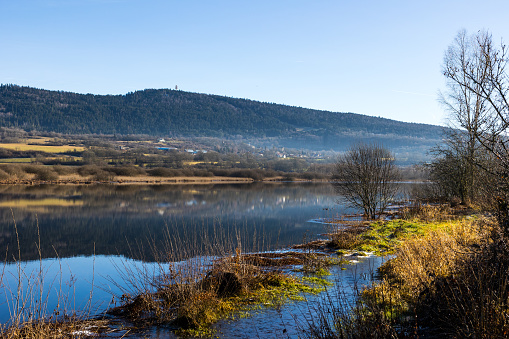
0;84;443;153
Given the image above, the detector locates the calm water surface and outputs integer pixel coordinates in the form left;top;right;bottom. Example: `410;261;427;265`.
0;182;360;327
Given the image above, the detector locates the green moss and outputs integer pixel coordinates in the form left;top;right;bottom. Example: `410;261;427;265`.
303;276;333;287
356;244;378;253
250;276;325;306
175;327;215;338
169;273;331;337
314;267;331;276
339;219;457;255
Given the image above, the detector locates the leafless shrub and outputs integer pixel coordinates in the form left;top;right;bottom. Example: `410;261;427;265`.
22;165;58;181
0;165;25;179
104;165;146;177
333;143;401;219
0;168;10;180
77;164;102;177
147;167;183;177
51;165;77;176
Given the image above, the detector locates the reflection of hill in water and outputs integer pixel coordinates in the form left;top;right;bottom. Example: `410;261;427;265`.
0;183;341;262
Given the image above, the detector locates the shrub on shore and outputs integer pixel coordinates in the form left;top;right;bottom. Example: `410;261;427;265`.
77;164;102;177
104;165;146;177
51;164;77;176
0;168;10;180
22;165;58;181
147;167;183;177
228;169;265;181
0;164;26;180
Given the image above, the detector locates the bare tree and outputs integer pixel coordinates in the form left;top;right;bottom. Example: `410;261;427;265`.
427;143;497;207
442;29;509;232
436;30;493;205
334;143;400;219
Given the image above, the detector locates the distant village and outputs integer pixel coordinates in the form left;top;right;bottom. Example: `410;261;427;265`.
152;138;334;160
114;136;336;162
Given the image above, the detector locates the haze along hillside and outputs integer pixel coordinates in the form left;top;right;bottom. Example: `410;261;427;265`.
0;84;443;161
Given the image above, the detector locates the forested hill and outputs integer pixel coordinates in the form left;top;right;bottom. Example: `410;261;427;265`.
0;84;443;151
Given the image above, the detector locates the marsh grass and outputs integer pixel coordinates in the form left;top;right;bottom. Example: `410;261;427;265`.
312;204;474;257
0;216;108;338
105;220;344;336
300;278;399;339
366;215;501;337
108;253;330;335
304;205;509;338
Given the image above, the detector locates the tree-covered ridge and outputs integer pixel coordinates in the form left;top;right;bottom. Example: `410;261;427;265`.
0;84;443;141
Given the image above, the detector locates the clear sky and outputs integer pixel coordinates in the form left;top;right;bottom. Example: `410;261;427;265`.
1;0;508;126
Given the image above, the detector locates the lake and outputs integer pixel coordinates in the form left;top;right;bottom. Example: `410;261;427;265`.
0;182;380;336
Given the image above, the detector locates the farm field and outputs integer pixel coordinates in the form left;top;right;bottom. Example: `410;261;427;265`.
0;142;84;153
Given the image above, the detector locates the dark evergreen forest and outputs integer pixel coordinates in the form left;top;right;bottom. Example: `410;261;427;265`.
0;84;443;151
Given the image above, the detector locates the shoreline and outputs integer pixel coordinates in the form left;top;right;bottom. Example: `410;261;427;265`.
2;198;469;337
0;175;332;186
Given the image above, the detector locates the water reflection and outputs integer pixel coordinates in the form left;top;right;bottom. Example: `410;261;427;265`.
0;183;351;262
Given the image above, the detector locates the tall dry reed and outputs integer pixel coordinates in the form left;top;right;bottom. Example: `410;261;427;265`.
0;214;98;338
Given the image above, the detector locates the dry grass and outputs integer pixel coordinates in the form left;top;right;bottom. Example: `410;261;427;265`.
300;204;507;338
399;203;456;222
0;318;113;338
108;248;330;335
0;143;84;153
361;214;504;337
383;217;487;297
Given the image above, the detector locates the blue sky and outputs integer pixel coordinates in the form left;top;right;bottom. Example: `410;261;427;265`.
1;0;508;126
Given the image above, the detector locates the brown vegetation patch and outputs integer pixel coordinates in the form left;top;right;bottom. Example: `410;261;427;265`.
292;240;328;250
107;248;336;333
0;318;116;339
237;251;328;267
293;223;368;252
109;264;278;330
360;216;501;337
399;203;456;222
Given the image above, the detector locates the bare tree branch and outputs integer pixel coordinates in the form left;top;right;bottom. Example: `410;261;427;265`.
333;143;400;219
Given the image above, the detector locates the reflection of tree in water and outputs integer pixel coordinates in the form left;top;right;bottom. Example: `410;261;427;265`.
0;183;338;262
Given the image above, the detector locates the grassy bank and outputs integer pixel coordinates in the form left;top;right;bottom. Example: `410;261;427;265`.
303;204;508;338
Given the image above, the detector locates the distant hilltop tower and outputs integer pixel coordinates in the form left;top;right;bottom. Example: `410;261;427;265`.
175;85;178;90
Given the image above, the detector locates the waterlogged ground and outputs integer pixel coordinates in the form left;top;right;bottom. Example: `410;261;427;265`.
213;256;385;339
0;182;391;337
111;255;385;338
